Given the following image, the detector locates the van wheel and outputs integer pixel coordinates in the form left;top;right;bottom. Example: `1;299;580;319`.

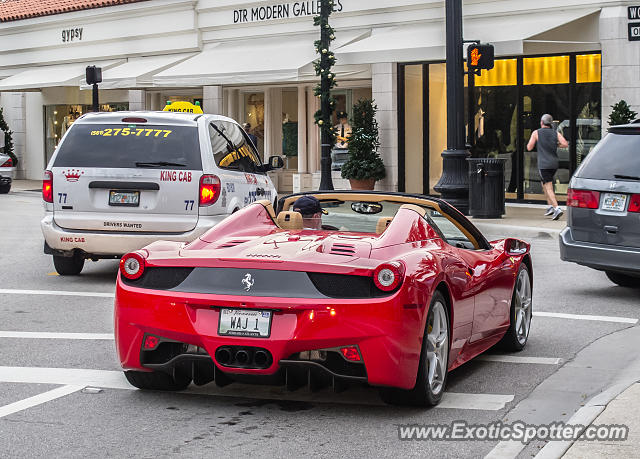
53;253;85;275
124;370;191;391
0;184;10;194
606;271;640;288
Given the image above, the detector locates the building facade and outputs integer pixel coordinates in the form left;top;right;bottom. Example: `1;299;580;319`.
0;0;637;202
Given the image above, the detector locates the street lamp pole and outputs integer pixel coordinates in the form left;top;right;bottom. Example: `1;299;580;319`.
433;0;470;214
318;0;334;191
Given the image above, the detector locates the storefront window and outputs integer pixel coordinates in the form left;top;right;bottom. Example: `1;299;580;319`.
243;92;265;157
44;103;128;166
282;89;298;170
400;51;602;202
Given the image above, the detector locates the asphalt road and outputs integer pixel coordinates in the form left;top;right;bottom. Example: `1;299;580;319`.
1;190;639;459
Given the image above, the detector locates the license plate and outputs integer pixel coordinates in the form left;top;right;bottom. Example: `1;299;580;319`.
601;193;627;212
218;309;272;338
109;190;139;206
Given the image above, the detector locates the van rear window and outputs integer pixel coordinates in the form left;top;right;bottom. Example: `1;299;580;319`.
53;124;202;170
577;132;640;180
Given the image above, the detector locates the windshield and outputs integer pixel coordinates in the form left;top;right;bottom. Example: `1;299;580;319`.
576;132;640;180
53;124;202;169
289;198;472;245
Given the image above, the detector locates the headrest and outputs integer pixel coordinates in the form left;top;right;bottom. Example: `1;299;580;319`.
276;211;303;230
376;217;394;234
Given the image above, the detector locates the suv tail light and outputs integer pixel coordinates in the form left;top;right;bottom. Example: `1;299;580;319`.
0;158;12;167
373;262;405;292
629;194;640;213
120;252;146;280
43;170;53;203
199;174;221;206
567;188;600;209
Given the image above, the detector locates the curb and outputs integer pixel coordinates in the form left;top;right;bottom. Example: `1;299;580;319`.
534;380;639;458
474;222;562;240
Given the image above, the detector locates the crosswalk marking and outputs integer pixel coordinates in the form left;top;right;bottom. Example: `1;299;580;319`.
477;355;561;365
0;331;113;340
0;288;114;298
0;385;84;419
534;311;638;324
0;366;514;410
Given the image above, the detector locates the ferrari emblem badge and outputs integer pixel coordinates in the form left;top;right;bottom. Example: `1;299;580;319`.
242;273;255;291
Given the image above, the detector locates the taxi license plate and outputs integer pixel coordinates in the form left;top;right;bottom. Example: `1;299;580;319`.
218;309;272;338
601;193;627;212
109;190;139;206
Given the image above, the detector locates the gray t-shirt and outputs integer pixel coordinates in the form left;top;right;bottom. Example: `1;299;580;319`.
536;127;559;170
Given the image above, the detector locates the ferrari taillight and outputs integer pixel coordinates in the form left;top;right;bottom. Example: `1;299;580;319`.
143;335;159;350
120;252;146;280
0;158;12;167
373;262;404;292
567;188;600;209
199;174;221;206
43;170;53;203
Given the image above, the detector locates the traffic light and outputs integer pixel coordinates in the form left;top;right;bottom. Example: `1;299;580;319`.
467;43;495;73
85;66;102;85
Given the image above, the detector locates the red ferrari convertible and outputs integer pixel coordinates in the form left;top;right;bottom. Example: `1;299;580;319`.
115;191;532;406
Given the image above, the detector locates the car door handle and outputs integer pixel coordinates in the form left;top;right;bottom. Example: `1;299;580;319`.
604;225;618;234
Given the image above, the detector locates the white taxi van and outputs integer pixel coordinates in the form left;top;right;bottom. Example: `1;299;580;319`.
41;103;282;275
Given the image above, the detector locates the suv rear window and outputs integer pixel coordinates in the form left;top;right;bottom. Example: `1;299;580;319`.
53;124;202;170
577;131;640;180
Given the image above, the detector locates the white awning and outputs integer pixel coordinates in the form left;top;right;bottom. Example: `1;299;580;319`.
336;9;600;65
79;54;195;90
0;60;122;91
153;31;369;86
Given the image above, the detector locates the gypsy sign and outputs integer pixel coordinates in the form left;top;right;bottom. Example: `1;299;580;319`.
233;1;344;23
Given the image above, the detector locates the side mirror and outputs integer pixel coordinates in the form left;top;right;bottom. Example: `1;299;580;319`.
269;156;284;170
505;238;529;256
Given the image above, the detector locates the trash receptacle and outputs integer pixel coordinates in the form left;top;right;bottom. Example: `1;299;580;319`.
467;158;505;219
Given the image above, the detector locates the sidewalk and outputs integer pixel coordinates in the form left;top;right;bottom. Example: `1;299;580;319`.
563;383;640;457
471;204;566;239
11;179;41;192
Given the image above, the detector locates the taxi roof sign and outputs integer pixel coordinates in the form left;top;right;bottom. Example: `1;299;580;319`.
163;101;203;114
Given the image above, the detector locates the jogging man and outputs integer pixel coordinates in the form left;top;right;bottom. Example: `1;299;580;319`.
527;114;569;220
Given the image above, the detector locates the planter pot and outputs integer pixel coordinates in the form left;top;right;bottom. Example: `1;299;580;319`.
349;178;376;190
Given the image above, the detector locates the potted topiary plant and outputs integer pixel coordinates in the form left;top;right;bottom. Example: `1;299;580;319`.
340;99;386;190
608;100;637;126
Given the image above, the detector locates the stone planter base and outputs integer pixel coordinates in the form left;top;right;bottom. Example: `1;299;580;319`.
349;178;376;190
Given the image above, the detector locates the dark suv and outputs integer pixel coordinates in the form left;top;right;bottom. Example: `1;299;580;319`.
560;123;640;287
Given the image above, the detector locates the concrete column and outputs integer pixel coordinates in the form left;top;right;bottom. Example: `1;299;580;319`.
307;87;320;173
25;92;44;179
264;87;283;160
151;93;163;111
128;90;146;111
226;89;239;120
372;62;398;192
297;85;308;173
203;85;223;115
600;6;640;133
0;92;26;179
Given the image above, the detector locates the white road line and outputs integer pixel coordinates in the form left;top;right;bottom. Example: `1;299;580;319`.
0;366;514;410
534;311;638;324
484;440;526;459
478;355;562;365
0;288;114;298
0;331;113;340
0;385;84;419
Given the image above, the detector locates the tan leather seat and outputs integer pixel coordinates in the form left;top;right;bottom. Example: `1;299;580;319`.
277;211;304;230
254;199;277;220
376;217;394;234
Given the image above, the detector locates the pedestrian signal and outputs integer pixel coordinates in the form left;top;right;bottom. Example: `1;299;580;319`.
467;43;495;72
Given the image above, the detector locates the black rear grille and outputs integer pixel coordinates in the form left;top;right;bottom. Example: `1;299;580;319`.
122;267;193;289
307;272;385;298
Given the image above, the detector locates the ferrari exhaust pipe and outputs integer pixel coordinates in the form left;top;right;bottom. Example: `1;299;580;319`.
215;347;232;365
254;350;269;367
235;350;250;365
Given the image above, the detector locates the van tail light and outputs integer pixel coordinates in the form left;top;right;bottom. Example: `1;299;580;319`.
119;251;146;280
373;261;405;292
567;188;600;209
199;174;221;206
0;158;12;167
43;170;53;203
629;194;640;213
